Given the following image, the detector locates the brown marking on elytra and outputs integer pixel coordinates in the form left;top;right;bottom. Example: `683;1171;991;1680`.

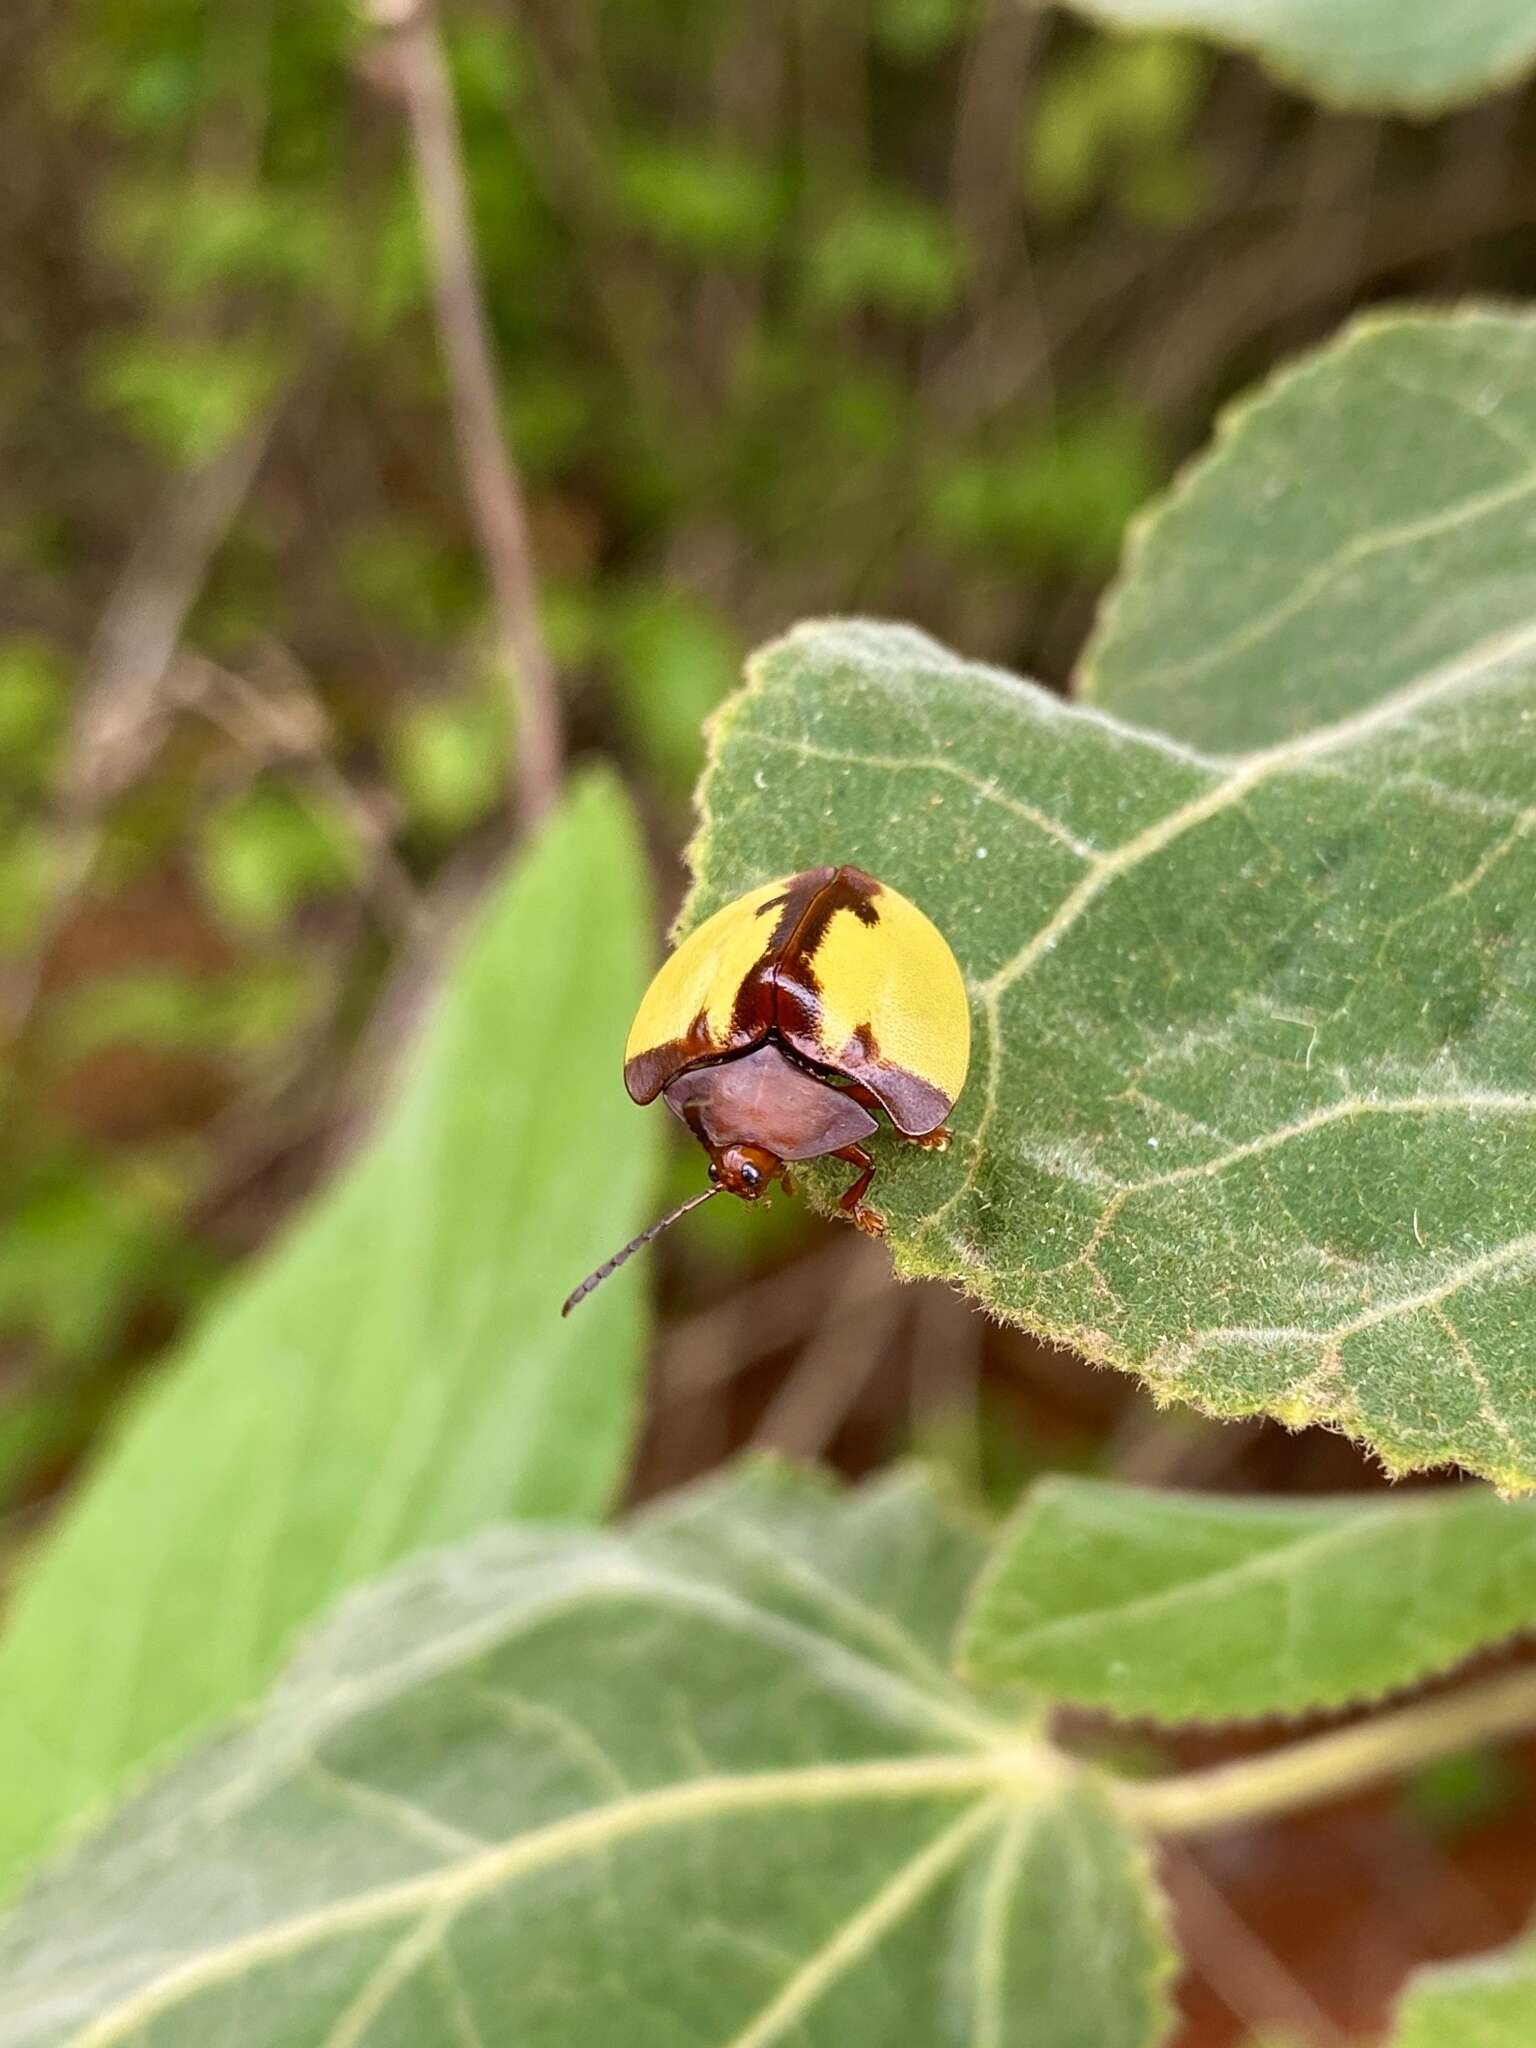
801;1013;952;1140
728;866;833;1041
627;864;947;1137
625;1002;728;1105
624;880;804;1104
762;869;881;1033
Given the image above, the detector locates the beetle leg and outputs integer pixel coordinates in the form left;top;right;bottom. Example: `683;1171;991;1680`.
910;1124;951;1152
832;1144;885;1237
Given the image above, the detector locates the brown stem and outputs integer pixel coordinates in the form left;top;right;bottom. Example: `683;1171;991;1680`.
373;0;563;833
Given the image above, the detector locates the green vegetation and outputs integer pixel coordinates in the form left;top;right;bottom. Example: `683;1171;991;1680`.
3;1;1536;2042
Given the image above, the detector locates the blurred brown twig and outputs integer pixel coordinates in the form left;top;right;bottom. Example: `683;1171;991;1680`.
368;0;564;833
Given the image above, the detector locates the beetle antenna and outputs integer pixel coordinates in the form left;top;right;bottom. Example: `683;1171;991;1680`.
561;1187;723;1316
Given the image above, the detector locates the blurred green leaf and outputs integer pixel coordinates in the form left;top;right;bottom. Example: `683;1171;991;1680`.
1083;310;1536;748
874;0;977;60
540;579;605;669
198;783;363;934
929;405;1160;571
808;193;969;320
0;774;662;1895
337;520;479;641
961;1479;1536;1721
1024;33;1209;225
501;365;596;477
0;1160;187;1362
1403;1746;1514;1838
0;639;68;783
98;181;338;299
609;589;741;801
390;695;508;837
619;142;785;261
63;45;201;137
54;966;313;1060
445;13;530;107
1057;0;1536;112
0;822;62;955
1388;1936;1536;2045
0;1464;1176;2048
1119;150;1210;227
87;335;284;468
354;177;430;338
905;1392;1088;1522
0;1389;94;1518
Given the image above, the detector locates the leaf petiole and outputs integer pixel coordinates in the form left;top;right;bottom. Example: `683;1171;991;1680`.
1118;1663;1536;1836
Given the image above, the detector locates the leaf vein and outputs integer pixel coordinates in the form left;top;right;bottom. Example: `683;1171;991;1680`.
712;1801;1002;2048
1126;463;1536;698
981;614;1536;1000
744;732;1096;859
62;1753;1045;2048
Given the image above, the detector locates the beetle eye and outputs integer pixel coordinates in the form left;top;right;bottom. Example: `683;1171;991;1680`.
707;1160;721;1185
741;1162;761;1188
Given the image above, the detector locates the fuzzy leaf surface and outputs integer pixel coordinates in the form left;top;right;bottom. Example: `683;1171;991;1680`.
0;775;660;1896
1059;1;1536;112
1083;313;1536;748
691;334;1536;1487
0;1465;1174;2048
960;1478;1536;1722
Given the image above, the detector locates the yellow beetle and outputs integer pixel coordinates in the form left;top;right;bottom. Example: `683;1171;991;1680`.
563;865;970;1313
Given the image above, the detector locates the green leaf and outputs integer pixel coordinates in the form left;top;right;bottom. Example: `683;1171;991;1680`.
0;775;661;1896
1057;0;1536;112
807;193;969;320
618;142;785;262
55;965;312;1059
960;1477;1536;1722
87;334;285;468
0;821;63;955
1082;311;1536;749
0;1464;1175;2048
874;0;976;60
1389;1936;1536;2046
0;1159;187;1362
390;696;509;837
0;636;68;781
1023;34;1209;227
928;404;1160;574
99;178;339;299
690;335;1536;1495
198;782;363;933
1403;1745;1514;1838
337;519;479;640
609;588;742;802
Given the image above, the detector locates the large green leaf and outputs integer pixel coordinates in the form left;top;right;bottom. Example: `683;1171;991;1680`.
1082;312;1536;748
0;1465;1175;2048
1058;1;1536;112
0;773;660;1897
1389;1936;1536;2046
959;1478;1536;1722
690;338;1536;1495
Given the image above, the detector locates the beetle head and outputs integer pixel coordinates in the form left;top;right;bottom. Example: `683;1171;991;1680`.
707;1142;781;1200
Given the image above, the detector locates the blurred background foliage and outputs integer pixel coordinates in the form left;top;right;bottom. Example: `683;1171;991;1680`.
4;0;1536;1541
